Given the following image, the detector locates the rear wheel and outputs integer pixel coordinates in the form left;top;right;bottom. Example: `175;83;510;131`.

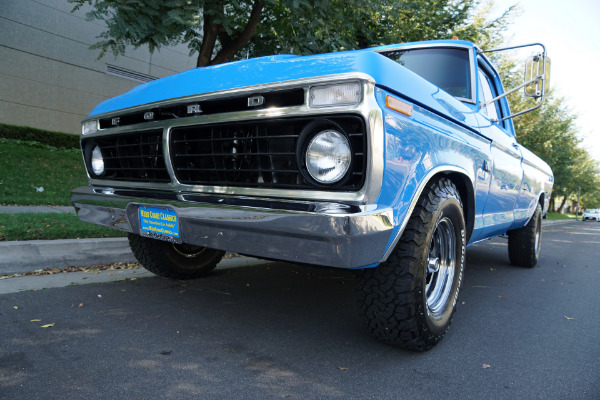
508;203;542;268
128;234;224;279
356;178;465;351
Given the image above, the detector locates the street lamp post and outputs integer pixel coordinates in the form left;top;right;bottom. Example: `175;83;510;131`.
576;186;581;221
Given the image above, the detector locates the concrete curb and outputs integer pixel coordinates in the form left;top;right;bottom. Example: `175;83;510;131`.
0;237;135;275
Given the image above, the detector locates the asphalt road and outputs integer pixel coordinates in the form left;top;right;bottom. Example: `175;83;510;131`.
1;221;599;399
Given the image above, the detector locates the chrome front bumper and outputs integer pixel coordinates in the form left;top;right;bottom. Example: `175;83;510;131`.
71;186;394;269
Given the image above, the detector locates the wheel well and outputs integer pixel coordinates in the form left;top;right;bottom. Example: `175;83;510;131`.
538;192;546;217
437;172;475;243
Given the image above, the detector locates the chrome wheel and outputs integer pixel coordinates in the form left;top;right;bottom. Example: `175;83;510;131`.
426;217;456;314
172;243;207;258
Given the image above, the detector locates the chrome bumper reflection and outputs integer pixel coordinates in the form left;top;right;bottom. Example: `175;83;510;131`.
71;186;394;269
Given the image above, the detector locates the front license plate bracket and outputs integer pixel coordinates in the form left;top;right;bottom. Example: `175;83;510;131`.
138;205;181;243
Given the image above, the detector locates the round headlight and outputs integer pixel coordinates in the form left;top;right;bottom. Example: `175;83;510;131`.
305;130;351;184
91;146;105;176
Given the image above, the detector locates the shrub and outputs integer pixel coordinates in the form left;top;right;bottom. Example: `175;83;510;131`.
0;124;80;150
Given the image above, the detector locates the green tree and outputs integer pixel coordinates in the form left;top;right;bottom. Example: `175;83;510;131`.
248;0;480;56
506;84;600;211
70;0;269;67
70;0;513;67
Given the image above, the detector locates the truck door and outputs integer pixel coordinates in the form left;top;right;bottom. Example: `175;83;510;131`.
476;67;524;237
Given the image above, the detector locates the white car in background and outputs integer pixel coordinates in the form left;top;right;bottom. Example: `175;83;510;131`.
582;209;600;221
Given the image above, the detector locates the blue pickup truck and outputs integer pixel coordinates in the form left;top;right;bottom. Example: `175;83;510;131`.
72;39;553;350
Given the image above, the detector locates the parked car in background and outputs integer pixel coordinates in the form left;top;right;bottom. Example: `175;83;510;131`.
582;209;600;221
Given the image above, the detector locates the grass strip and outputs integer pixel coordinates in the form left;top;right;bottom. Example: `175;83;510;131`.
0;213;127;241
545;212;576;220
0;141;88;206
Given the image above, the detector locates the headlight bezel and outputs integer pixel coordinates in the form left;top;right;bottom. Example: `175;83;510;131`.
296;120;354;187
84;141;105;178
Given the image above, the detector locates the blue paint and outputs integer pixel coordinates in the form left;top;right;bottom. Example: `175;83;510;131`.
91;40;478;135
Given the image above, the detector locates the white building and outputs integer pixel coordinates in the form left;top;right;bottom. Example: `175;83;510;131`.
0;0;197;134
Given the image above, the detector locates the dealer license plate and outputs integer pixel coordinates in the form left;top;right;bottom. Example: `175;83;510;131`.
138;206;180;243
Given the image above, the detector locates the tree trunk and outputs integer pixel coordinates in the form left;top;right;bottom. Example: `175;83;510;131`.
210;1;265;65
195;0;265;67
196;2;222;67
558;194;570;214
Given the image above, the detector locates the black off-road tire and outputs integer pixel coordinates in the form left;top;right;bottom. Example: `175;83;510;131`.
356;178;466;351
128;234;225;279
508;203;542;268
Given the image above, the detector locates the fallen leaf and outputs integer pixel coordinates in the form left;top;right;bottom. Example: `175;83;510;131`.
482;364;491;369
338;367;349;371
208;289;231;296
498;296;506;299
564;316;575;320
489;268;495;271
0;262;143;280
79;303;84;308
30;319;41;322
13;306;18;310
41;323;55;328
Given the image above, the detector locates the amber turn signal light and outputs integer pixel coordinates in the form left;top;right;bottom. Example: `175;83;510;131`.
386;96;413;117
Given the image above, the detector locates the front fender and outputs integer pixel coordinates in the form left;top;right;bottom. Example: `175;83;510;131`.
374;88;492;260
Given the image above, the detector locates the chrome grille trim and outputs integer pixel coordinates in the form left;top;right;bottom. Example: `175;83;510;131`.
81;74;384;205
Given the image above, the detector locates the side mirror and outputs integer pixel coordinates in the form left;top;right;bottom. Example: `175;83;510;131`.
479;43;549;121
524;54;551;98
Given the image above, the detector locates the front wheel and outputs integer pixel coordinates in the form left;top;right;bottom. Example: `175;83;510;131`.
356;178;465;351
128;234;225;279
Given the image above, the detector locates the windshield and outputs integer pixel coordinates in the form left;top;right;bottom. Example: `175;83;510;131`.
380;47;472;100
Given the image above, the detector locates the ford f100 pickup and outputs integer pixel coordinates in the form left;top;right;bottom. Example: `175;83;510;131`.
72;39;553;350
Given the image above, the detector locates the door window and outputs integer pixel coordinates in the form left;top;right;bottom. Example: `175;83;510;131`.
478;70;501;122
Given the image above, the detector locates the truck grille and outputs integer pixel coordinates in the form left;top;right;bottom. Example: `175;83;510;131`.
170;115;366;190
82;130;170;183
84;115;367;191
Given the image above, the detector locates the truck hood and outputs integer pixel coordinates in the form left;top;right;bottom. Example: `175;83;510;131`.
90;48;477;128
